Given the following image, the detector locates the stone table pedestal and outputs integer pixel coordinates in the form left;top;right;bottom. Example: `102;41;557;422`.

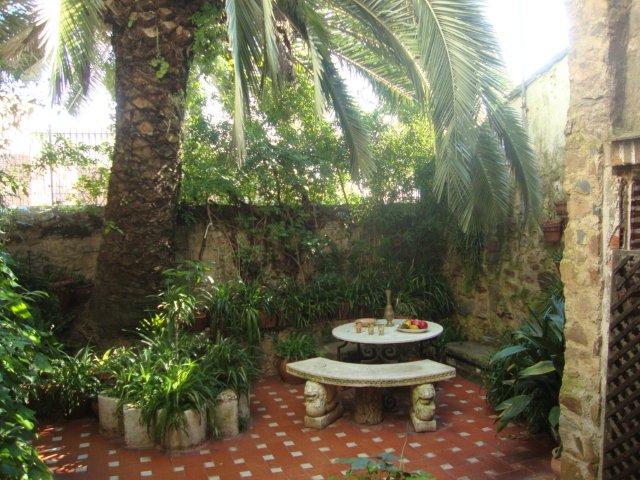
354;387;383;425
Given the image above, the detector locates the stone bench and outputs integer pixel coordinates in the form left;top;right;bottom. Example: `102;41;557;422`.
286;357;456;432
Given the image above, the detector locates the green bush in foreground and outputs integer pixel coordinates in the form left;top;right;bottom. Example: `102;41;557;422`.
0;251;53;479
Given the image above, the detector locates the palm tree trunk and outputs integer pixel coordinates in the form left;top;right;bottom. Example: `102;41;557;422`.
83;0;205;338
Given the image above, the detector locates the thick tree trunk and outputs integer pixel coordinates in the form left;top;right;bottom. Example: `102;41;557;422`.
82;0;205;339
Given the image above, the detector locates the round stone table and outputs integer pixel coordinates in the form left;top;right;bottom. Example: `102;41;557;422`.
332;319;443;363
331;318;444;420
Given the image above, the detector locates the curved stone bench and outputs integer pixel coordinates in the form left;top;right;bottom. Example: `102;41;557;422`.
286;357;456;431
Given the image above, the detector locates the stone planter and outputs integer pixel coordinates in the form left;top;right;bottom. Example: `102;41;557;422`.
238;392;251;429
214;389;239;438
98;394;123;437
123;405;154;449
278;358;305;385
161;409;207;450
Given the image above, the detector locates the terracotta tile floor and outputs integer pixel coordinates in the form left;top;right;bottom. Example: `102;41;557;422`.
36;376;554;480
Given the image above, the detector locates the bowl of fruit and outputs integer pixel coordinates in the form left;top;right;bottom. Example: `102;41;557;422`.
397;319;429;333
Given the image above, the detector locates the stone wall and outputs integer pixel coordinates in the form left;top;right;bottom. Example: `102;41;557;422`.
560;1;640;478
5;205;353;284
447;228;557;344
448;54;570;344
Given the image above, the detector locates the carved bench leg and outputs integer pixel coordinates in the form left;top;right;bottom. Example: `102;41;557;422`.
354;387;383;425
304;381;343;429
410;383;436;432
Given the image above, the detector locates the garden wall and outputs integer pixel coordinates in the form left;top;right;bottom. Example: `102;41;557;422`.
4;205;353;284
6;203;558;345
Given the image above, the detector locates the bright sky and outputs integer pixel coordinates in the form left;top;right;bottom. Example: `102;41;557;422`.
13;0;570;143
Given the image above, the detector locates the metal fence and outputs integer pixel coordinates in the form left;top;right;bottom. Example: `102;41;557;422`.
1;129;113;207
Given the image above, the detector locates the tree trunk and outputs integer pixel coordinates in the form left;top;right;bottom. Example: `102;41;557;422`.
82;0;206;339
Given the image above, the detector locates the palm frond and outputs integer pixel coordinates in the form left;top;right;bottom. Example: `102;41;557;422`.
485;99;541;220
1;0;106;105
261;0;282;88
40;0;105;103
279;0;372;176
328;0;428;104
226;0;264;162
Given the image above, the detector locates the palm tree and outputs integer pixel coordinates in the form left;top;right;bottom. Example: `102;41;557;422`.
1;0;539;337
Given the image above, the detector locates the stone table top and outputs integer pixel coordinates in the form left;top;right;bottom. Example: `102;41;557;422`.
332;319;443;345
286;357;456;387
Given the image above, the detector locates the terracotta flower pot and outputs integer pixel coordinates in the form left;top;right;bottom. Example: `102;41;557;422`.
191;310;209;332
542;219;564;244
259;311;278;330
278;358;305;384
550;456;561;477
554;200;568;218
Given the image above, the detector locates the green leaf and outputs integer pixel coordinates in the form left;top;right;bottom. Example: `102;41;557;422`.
520;360;556;377
495;394;533;431
491;345;527;364
548;405;560;429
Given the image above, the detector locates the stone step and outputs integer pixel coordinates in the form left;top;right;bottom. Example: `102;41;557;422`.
444;341;498;379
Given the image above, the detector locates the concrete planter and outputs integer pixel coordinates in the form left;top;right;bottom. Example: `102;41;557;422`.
123;405;154;449
238;392;250;429
214;389;239;438
161;409;207;450
98;394;123;437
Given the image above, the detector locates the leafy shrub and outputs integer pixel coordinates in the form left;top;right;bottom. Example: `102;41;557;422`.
0;251;53;479
275;332;318;361
31;346;101;419
203;336;260;394
208;280;266;343
331;453;435;479
485;296;565;437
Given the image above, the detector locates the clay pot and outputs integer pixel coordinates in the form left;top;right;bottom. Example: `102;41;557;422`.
259;311;277;330
338;301;350;318
213;389;239;438
485;238;500;254
277;358;305;384
550;456;561;478
542;219;564;244
123;405;154;449
554;200;568;218
192;310;209;332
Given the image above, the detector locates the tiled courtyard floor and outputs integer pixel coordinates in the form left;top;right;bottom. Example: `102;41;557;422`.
37;376;554;480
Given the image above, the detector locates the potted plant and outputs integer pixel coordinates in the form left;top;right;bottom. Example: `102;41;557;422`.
203;337;259;433
542;219;564;244
162;261;213;333
551;444;562;478
334;452;434;479
275;332;318;384
554;199;567;218
118;342;219;450
96;347;135;436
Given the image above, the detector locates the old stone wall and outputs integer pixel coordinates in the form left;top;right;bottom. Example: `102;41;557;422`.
448;54;569;344
447;228;557;344
560;1;640;478
5;205;353;284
